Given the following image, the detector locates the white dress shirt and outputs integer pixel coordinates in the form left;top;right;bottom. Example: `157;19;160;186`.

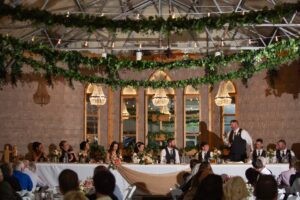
260;167;272;175
225;128;253;151
160;147;180;164
24;168;46;191
281;148;295;157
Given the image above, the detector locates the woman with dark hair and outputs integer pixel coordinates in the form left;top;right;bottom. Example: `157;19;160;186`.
193;174;223;200
59;140;77;163
134;142;145;154
105;141;121;165
131;142;153;164
79;141;90;163
32;142;48;162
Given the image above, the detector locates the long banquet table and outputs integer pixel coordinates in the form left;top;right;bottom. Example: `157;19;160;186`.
36;163;289;197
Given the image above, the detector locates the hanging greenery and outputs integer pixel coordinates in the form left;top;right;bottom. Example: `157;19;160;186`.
0;35;299;88
0;1;299;33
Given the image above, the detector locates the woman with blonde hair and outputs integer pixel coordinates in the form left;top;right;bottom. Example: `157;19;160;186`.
64;191;87;200
223;176;249;200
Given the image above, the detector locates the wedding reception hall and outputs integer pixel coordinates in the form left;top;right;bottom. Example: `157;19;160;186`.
0;0;300;199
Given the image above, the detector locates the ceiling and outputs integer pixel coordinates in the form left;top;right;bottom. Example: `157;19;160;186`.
1;0;300;56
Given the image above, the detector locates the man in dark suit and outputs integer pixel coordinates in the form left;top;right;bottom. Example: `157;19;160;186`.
252;138;267;164
198;142;211;163
276;139;295;163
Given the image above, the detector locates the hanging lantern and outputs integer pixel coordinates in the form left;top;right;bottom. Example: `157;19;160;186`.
33;81;50;106
152;88;169;107
122;102;130;120
90;85;106;106
215;81;232;106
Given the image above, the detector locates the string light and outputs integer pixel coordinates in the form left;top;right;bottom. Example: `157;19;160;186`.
111;42;115;48
136;13;140;20
242;11;245;16
194;42;198;48
275;36;279;42
31;36;35;42
57;38;61;45
172;12;176;19
100;13;104;17
66;11;70;18
221;38;224;47
84;40;88;47
248;39;252;45
139;43;142;49
207;12;211;17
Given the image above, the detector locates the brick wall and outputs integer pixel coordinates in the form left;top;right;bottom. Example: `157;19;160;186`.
0;63;299;155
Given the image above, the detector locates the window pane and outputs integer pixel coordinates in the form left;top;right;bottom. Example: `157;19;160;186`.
185;96;200;147
122;98;137;146
224;116;236;134
223;96;236;114
147;96;175;146
86;116;98;142
186;135;198;147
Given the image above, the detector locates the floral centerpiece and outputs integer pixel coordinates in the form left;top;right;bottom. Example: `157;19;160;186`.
211;148;223;164
132;152;153;165
48;144;61;163
79;176;94;194
267;149;276;163
108;153;122;170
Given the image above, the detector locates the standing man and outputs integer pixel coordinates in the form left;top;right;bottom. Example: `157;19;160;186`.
224;120;253;162
160;138;180;164
252;138;267;163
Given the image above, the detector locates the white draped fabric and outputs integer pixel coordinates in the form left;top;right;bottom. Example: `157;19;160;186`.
36;163;289;196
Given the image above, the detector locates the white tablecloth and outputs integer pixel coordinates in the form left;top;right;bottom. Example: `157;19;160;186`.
36;163;289;196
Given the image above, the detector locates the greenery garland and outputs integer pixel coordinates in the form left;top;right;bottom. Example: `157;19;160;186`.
0;34;299;78
0;37;299;88
0;0;299;33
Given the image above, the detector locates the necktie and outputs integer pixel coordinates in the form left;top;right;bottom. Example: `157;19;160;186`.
282;151;285;157
258;150;260;157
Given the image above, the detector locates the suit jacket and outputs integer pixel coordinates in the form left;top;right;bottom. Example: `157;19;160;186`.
0;181;21;200
198;151;211;163
252;149;267;162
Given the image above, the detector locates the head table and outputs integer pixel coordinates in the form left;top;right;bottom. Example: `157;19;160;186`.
36;163;288;197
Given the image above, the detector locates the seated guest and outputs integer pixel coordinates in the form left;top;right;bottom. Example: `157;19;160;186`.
86;165;121;200
277;157;297;188
160;138;180;164
23;162;47;191
253;157;272;175
276;139;295;163
177;159;200;193
132;142;145;164
193;174;223;200
0;163;21;191
183;162;214;200
93;170;116;200
12;161;33;191
79;141;90;163
31;142;48;162
196;142;211;163
252;139;266;164
0;168;21;200
289;160;300;187
245;168;261;187
105;141;122;165
64;191;88;200
58;169;79;195
59;140;77;163
223;176;249;200
254;175;278;200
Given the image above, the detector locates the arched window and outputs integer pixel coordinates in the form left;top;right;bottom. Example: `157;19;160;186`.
184;85;200;147
120;86;138;148
221;81;237;135
84;84;101;143
145;70;176;147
